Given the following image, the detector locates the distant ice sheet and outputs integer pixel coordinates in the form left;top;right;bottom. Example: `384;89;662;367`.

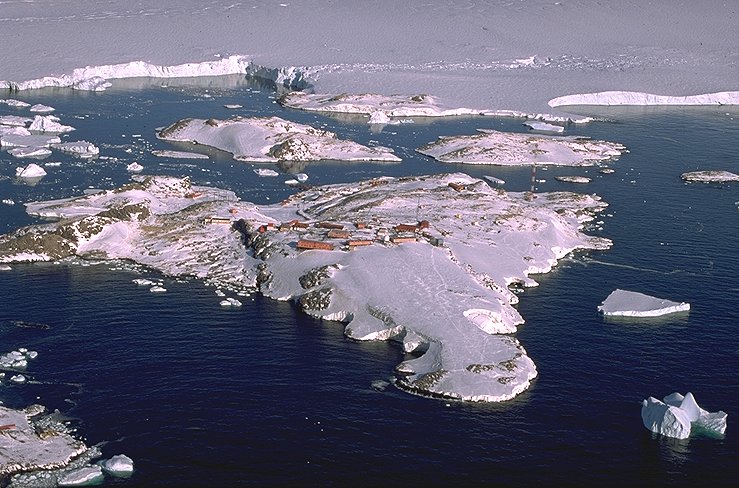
597;289;689;317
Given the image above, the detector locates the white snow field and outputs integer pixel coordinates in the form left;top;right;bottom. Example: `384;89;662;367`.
597;289;690;317
0;1;736;118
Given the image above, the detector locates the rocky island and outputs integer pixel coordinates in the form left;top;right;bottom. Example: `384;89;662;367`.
0;173;611;402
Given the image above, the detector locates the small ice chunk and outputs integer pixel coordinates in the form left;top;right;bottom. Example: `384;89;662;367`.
10;374;26;384
132;278;155;286
30;104;56;113
224;104;243;109
254;168;279;177
127;162;144;172
295;173;309;182
484;175;505;186
523;120;565;133
368;111;392;125
3;99;31;108
220;297;242;307
16;163;47;178
597;289;690;317
100;454;134;477
149;285;167;293
58;466;105;486
9;147;52;159
51;141;100;158
0;264;11;270
555;175;591;184
28;115;75;133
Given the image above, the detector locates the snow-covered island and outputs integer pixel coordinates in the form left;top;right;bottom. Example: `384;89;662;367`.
597;289;690;317
157;116;401;163
681;170;739;183
417;129;625;166
0;173;611;402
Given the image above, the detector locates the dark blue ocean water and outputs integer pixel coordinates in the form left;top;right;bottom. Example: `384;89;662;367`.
1;78;737;487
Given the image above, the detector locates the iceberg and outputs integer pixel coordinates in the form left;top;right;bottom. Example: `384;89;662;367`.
28;115;75;134
15;163;47;178
555;176;591;184
641;392;727;439
151;149;209;159
681;170;739;183
523;120;565;133
220;297;243;307
9;146;53;159
254;168;279;177
126;162;144;172
100;454;134;477
597;289;690;317
157;116;402;163
30;104;55;113
549;90;739;107
51;141;100;158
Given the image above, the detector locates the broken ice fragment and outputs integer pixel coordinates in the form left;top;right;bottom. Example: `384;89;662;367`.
597;289;689;317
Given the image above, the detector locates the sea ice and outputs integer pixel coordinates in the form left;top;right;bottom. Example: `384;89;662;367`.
1;99;31;108
1;134;61;148
100;454;134;477
220;297;242;307
149;286;167;293
51;141;100;158
126;162;144;172
28;115;75;134
151;149;209;159
523;120;564;133
597;289;690;317
15;164;47;178
555;176;591;184
254;168;279;177
0;115;32;127
641;392;727;439
30;104;55;113
9;147;52;159
58;466;104;487
681;170;739;183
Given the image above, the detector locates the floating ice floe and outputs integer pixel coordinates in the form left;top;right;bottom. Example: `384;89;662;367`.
219;297;242;307
641;392;727;439
599;168;616;174
555;176;591;184
1;99;31;108
1;348;38;369
0;264;11;270
0;115;32;127
16;163;47;178
126;162;144;172
295;173;309;182
149;285;167;293
30;104;55;113
28;115;75;134
58;465;105;487
10;374;27;384
9;146;52;159
417;129;625;166
254;168;279;177
597;289;690;317
99;454;134;477
681;170;739;183
224;104;242;109
523;120;565;133
158;115;402;163
51;141;100;158
484;176;505;186
1;133;61;148
151;149;209;159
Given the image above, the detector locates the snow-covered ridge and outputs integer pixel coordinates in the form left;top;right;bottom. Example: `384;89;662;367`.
0;56;309;93
549;90;739;107
157;116;401;163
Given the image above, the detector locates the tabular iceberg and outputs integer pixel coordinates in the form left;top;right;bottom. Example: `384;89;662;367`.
597;289;689;317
